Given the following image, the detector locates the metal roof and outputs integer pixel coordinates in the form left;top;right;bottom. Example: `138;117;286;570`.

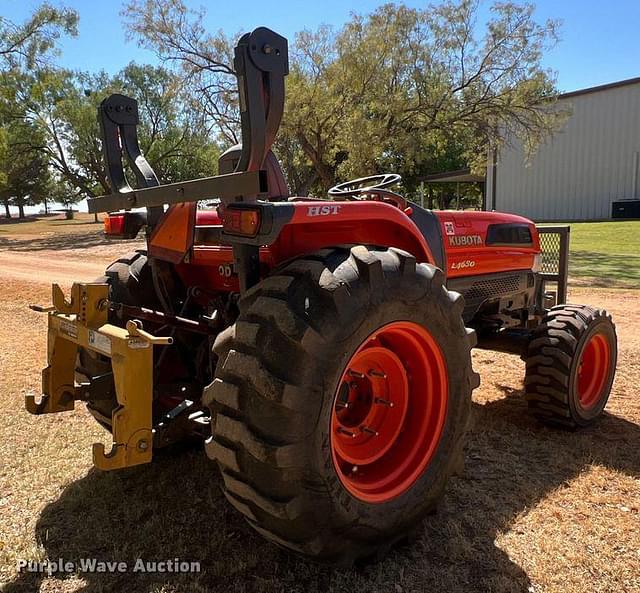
558;76;640;100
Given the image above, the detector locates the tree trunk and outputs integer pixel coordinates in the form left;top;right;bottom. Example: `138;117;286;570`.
3;200;10;219
17;197;25;219
291;172;319;197
441;193;456;210
297;134;336;190
43;196;48;214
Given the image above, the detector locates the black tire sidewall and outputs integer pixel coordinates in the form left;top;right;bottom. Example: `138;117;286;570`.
300;258;471;532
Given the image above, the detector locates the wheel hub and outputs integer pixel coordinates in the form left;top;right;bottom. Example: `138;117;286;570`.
333;347;409;466
330;321;448;503
577;332;612;409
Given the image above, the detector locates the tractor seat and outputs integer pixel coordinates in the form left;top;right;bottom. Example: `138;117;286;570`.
218;144;289;200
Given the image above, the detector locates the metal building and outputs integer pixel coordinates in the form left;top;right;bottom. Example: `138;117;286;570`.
485;77;640;221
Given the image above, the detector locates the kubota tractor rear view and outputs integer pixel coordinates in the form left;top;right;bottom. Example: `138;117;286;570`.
28;28;618;564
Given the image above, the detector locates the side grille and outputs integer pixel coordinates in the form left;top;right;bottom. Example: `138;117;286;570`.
448;271;533;322
464;274;523;303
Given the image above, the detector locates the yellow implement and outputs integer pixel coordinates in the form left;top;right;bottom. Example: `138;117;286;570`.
27;283;172;470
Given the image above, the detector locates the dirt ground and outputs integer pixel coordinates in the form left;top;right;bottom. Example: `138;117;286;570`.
0;227;638;593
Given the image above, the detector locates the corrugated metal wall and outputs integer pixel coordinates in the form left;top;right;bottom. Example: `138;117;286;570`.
487;81;640;221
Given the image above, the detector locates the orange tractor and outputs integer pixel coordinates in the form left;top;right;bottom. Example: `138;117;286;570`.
29;27;617;564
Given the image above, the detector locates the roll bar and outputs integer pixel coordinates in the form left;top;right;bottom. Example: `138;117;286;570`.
89;27;289;216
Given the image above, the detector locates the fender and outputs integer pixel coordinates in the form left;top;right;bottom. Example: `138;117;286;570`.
186;200;436;293
271;200;435;265
213;200;436;263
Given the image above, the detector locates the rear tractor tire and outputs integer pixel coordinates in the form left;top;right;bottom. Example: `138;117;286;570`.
525;304;617;428
204;246;479;564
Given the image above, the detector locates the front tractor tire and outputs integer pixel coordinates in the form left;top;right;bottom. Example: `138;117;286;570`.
525;304;617;428
204;246;479;564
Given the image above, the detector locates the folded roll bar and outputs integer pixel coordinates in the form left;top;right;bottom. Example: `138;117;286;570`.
92;27;289;291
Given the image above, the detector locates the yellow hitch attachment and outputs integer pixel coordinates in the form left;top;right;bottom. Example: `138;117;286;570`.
28;283;173;471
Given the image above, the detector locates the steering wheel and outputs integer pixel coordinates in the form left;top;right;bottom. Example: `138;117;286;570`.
329;174;401;197
328;173;406;209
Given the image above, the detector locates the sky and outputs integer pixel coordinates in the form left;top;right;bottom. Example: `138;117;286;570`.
2;0;639;214
2;0;640;93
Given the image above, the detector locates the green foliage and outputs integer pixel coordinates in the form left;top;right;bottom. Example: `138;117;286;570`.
0;3;78;215
0;3;78;69
116;64;220;182
0;127;7;188
0;3;219;214
3;63;220;206
26;64;220;200
0;119;51;218
1;0;564;212
124;0;563;197
121;0;239;144
282;1;563;195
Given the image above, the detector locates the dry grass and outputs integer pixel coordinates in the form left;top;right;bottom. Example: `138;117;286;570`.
0;213;105;236
0;223;638;593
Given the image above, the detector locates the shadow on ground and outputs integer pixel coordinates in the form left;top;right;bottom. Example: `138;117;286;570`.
0;231;137;252
0;215;57;226
5;392;640;593
570;250;640;288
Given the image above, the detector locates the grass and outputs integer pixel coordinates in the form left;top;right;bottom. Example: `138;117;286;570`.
1;213;637;287
563;221;639;288
0;213;103;236
0;213;139;256
0;277;638;593
0;223;638;592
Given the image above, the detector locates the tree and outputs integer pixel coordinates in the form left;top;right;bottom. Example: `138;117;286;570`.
116;63;220;183
0;3;78;216
0;3;78;69
284;1;563;194
0;127;7;211
0;119;51;218
122;0;239;144
0;4;220;217
123;0;563;197
15;63;220;206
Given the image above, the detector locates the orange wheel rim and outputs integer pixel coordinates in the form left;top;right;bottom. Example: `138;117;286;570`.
330;321;448;503
577;332;612;409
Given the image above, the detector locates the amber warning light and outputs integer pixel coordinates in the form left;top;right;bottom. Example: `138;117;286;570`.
222;207;261;237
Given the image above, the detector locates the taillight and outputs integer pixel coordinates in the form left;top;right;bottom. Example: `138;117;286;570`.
222;207;261;237
104;214;125;235
103;212;145;239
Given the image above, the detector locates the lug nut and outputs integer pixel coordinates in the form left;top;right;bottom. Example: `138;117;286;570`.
368;369;387;378
361;426;378;436
348;370;365;379
374;397;394;407
337;427;356;438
